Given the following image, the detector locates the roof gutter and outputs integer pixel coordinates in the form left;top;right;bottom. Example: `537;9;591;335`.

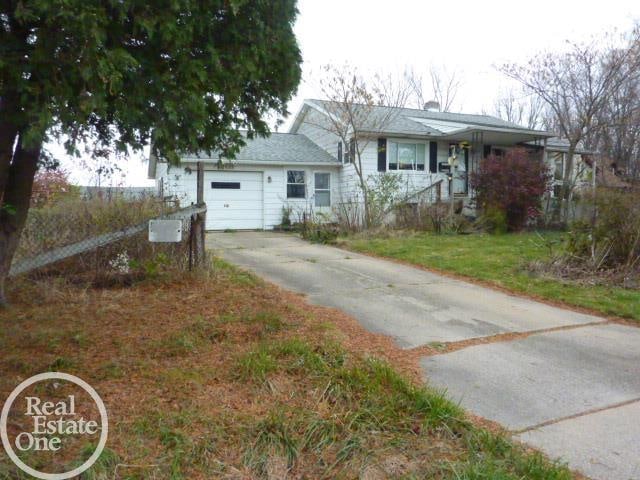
358;125;554;140
178;158;341;167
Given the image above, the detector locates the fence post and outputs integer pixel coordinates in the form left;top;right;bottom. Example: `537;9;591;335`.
189;162;206;269
197;161;204;204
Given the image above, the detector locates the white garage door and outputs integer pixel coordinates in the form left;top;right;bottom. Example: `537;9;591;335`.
204;171;263;230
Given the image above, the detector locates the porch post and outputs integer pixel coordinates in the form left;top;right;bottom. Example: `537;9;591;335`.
470;131;483;199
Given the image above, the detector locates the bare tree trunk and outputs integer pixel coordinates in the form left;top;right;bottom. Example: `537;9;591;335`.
354;153;371;228
0;135;42;306
561;146;576;223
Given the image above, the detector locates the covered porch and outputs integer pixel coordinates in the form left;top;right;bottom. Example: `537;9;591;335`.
433;126;555;198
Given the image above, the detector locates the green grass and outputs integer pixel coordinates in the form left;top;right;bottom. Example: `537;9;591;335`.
235;337;571;479
210;256;261;286
153;317;226;357
343;232;640;321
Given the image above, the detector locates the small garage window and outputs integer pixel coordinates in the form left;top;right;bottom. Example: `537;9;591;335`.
314;173;330;207
287;170;306;198
211;181;240;189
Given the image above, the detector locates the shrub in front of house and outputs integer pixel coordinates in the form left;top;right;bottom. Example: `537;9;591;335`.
471;148;551;231
565;188;640;273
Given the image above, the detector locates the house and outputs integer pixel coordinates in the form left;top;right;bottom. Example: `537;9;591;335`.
532;137;595;197
148;132;340;230
148;99;591;230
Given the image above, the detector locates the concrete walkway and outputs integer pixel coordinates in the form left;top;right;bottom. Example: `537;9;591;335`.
208;231;640;480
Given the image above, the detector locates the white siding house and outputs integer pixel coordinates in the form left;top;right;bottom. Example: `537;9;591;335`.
149;132;340;230
148;99;591;230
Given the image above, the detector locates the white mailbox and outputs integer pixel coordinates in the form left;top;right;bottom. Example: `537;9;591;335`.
149;219;183;242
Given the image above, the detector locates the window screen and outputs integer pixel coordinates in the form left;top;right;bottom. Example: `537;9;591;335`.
314;172;330;207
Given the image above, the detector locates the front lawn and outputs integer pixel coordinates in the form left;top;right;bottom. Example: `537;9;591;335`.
0;260;574;479
342;232;640;321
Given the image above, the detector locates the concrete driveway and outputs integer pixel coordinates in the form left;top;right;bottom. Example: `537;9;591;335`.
208;231;640;480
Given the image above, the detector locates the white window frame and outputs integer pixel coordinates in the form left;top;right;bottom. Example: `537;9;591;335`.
387;140;427;171
313;172;331;207
286;170;306;199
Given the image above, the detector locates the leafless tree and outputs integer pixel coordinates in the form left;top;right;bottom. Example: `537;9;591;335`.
314;65;411;227
490;88;547;130
406;66;462;112
501;28;640;220
590;45;640;184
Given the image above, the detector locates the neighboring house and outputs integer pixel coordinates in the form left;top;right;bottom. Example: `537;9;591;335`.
148;99;592;230
596;160;633;189
531;137;595;197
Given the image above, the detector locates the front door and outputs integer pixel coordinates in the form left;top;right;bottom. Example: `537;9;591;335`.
450;144;469;195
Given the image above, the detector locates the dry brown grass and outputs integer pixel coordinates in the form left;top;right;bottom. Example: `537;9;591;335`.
16;196;169;261
0;260;576;479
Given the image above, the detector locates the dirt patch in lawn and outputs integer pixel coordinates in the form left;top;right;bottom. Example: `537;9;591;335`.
0;260;577;479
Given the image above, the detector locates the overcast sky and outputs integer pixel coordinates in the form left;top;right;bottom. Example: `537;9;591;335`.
60;0;640;186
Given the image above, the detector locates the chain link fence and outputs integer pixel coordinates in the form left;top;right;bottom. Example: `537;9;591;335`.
10;188;206;284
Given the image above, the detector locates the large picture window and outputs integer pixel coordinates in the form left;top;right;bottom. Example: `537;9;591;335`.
387;141;426;171
314;173;330;207
287;170;306;198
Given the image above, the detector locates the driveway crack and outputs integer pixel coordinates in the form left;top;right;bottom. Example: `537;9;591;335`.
411;319;611;356
514;397;640;434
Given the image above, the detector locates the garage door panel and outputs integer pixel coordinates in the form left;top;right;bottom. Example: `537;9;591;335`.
211;219;263;230
204;171;263;230
208;193;259;201
209;209;264;214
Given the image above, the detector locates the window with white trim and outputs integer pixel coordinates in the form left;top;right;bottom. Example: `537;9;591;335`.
387;141;426;171
314;172;330;207
287;170;306;198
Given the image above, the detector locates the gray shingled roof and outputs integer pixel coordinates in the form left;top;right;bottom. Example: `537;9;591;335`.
183;132;338;164
540;137;594;155
524;137;594;154
305;99;549;136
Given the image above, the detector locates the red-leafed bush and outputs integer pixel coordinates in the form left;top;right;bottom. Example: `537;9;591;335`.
471;148;551;231
30;170;79;207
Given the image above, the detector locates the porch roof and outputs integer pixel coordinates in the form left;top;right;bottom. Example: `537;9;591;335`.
410;121;553;145
301;99;554;145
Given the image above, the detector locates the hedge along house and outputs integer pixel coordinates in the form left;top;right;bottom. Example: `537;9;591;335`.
149;99;590;230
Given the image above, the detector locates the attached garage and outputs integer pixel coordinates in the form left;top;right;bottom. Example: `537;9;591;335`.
150;132;340;230
204;171;263;230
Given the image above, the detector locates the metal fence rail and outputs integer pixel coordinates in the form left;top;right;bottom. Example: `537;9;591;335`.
9;204;206;277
